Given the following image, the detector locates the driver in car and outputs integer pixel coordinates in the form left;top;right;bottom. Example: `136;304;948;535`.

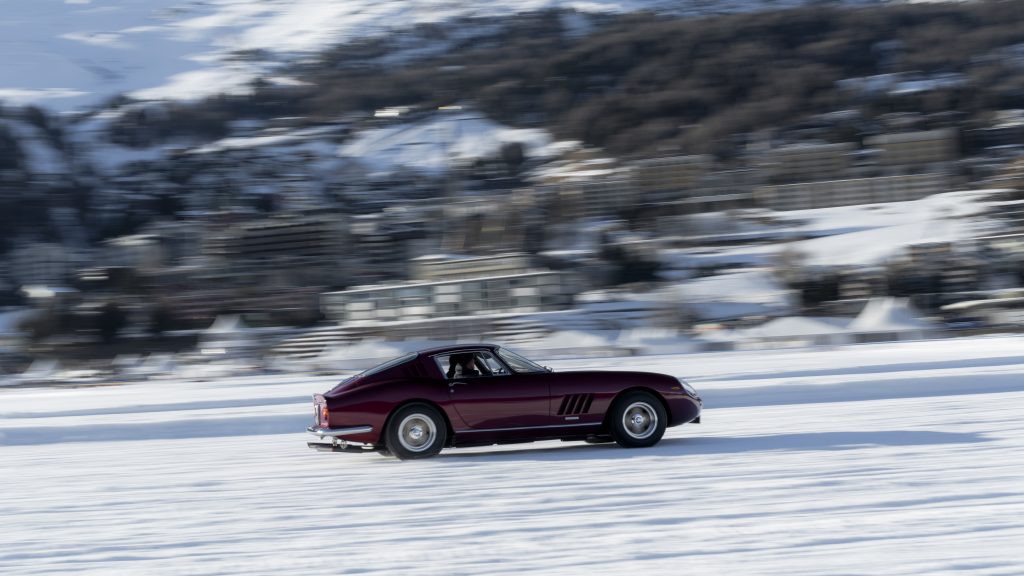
446;353;480;378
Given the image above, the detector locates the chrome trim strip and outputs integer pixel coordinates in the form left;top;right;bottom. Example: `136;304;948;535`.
307;425;373;438
456;422;598;434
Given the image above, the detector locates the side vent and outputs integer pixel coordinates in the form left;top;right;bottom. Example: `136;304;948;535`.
557;393;594;416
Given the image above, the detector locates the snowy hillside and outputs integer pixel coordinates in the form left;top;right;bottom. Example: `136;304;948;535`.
1;0;873;111
2;335;1023;575
340;110;553;174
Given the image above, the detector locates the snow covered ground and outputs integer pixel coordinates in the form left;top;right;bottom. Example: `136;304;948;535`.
783;190;1001;267
661;190;1005;274
2;335;1023;575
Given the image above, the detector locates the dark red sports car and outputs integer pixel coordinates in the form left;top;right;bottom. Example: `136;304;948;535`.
307;343;702;459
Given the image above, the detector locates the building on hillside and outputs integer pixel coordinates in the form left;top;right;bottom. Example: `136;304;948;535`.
641;169;756;218
558;172;637;220
864;128;957;173
7;242;86;288
215;214;345;261
730;316;855;349
439;196;533;254
905;241;954;265
320;270;575;324
753;173;947;211
103;234;164;272
837;267;888;301
349;212;426;282
695;297;938;350
756;142;855;184
533;155;638;220
137;259;324;328
199;314;258;356
411;253;533;282
206;214;349;284
141;220;204;263
630;155;713;201
847;297;939;343
942;295;1024;327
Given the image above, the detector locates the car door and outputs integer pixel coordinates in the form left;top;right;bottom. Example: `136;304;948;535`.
438;350;551;430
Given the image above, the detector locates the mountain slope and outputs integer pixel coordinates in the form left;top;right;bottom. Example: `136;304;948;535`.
1;0;872;111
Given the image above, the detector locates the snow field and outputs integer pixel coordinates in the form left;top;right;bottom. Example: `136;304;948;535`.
2;336;1024;575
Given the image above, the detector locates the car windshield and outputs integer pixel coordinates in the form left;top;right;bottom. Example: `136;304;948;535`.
496;347;548;373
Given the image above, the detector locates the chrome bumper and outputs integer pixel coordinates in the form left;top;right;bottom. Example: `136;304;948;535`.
307;425;373;438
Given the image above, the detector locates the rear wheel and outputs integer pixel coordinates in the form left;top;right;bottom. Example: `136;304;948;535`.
385;403;447;460
609;391;667;448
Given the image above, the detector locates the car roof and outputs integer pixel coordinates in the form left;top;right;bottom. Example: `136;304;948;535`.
415;343;501;357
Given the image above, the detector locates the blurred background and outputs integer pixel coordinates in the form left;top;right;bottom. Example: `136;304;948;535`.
3;0;1024;383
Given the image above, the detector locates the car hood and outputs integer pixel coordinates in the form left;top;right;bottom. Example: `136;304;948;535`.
560;369;676;382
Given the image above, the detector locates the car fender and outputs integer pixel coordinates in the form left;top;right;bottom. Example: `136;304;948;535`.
380;397;460;447
325;378;451;443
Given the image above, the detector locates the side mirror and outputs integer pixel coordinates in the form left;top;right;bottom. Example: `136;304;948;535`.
545;366;554;373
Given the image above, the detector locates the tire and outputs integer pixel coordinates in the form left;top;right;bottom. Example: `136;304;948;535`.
385;403;447;460
609;391;667;448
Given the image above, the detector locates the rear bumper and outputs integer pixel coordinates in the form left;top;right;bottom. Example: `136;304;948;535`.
307;425;374;438
307;441;377;453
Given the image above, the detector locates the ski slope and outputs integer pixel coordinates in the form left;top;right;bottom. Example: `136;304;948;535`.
2;336;1024;575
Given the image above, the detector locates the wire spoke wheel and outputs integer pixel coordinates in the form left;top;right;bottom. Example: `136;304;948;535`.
386;404;447;459
610;391;667;448
622;402;658;440
397;414;438;453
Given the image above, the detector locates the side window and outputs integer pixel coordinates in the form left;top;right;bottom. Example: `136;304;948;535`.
477;351;508;376
434;351;509;379
496;347;547;373
436;353;478;379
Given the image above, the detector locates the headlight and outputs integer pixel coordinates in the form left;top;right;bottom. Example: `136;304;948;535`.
677;377;698;397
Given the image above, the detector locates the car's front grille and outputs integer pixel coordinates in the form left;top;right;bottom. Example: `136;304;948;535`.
557;393;594;416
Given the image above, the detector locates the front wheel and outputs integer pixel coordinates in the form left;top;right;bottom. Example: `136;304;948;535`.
609;391;667;448
385;403;447;460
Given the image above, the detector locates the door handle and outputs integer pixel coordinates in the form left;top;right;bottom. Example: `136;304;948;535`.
449;381;469;388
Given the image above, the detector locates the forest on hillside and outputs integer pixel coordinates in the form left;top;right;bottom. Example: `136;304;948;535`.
105;1;1024;158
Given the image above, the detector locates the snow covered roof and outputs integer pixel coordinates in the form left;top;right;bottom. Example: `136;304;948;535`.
518;330;611;350
849;297;936;333
20;286;80;299
316;340;405;363
203;315;251;334
614;328;699;355
746;316;851;338
666;269;795;321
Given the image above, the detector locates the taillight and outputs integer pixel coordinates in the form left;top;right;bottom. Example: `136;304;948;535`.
320;405;329;427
